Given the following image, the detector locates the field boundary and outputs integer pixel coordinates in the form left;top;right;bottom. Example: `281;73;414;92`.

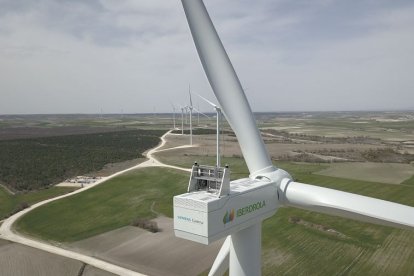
0;183;15;195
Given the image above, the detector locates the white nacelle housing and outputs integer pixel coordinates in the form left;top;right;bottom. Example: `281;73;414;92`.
174;164;279;244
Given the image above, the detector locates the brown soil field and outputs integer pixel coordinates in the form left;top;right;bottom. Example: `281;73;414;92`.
0;239;116;276
316;162;414;184
69;217;223;276
0;239;81;275
159;133;381;161
83;265;117;276
265;143;380;159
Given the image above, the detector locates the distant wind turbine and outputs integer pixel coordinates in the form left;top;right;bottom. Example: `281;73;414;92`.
197;93;222;168
170;102;177;129
188;85;193;145
180;106;185;135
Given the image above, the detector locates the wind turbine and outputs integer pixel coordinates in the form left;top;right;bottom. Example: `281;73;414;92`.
188;85;194;146
170;102;177;129
174;1;414;276
180;106;185;135
197;93;222;168
197;103;200;125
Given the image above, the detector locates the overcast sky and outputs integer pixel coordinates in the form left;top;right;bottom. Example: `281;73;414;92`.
1;0;413;114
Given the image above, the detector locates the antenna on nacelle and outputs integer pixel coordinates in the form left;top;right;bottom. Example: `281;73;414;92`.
196;93;222;168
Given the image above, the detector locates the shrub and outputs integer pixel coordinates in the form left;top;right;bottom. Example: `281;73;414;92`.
131;218;159;233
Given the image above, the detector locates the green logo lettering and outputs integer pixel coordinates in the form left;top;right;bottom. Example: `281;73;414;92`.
236;200;267;218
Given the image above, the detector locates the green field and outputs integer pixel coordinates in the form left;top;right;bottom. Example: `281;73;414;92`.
15;160;414;275
0;186;76;220
15;168;188;242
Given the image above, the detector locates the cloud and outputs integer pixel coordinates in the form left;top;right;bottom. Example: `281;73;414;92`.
0;0;413;114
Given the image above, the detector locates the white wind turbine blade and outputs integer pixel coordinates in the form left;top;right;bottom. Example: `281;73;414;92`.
193;107;210;119
194;92;222;167
189;87;193;108
188;88;193;145
169;101;177;129
208;236;230;276
182;0;274;176
196;93;220;109
180;105;185;135
280;180;414;229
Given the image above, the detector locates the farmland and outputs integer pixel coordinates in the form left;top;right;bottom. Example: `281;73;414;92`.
15;167;188;242
0;185;76;220
4;111;414;275
15;159;414;275
0;239;116;276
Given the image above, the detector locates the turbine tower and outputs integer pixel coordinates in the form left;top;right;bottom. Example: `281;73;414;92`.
197;103;200;125
180;106;185;135
197;93;222;168
174;1;414;276
170;103;177;129
188;86;193;145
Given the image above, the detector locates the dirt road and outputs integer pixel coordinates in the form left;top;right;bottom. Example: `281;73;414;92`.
0;130;196;276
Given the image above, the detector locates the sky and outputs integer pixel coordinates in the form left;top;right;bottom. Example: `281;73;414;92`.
1;0;413;114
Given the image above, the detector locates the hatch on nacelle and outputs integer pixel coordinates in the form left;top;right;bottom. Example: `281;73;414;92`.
188;162;230;197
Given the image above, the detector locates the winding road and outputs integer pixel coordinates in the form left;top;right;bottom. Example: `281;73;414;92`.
0;130;195;276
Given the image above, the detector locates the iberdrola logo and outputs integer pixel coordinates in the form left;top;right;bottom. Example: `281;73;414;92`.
223;209;235;224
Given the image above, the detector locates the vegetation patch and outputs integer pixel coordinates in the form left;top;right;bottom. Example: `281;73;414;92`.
0;185;76;220
131;218;159;233
289;216;348;239
0;129;164;191
362;148;414;163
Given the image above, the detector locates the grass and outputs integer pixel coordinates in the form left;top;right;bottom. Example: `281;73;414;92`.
15;167;188;242
401;175;414;186
264;161;414;275
261;207;414;275
0;186;77;220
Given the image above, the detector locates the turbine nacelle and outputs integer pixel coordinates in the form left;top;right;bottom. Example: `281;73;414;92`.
174;166;292;244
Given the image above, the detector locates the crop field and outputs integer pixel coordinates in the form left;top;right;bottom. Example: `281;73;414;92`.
15;167;188;242
0;240;81;276
0;239;116;276
316;162;414;184
0;185;76;220
69;218;222;276
258;112;414;144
